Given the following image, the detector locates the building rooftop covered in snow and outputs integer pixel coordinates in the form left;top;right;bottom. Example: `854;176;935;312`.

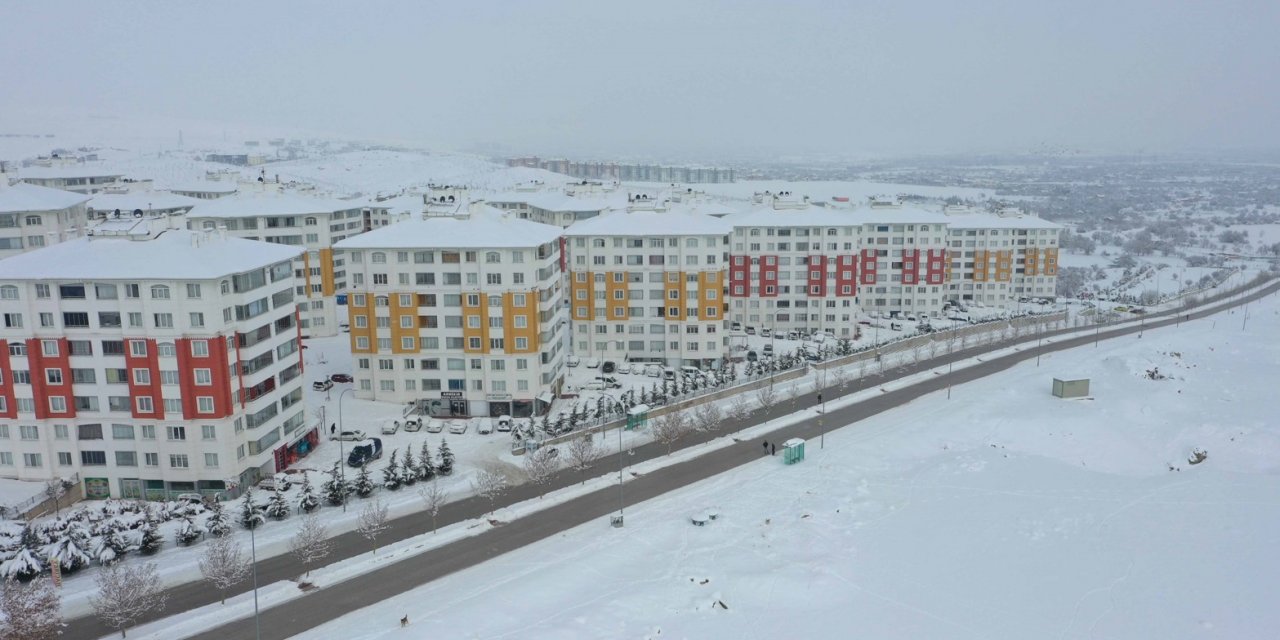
0;182;93;258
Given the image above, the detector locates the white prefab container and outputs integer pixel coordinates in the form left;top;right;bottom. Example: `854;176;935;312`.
1052;378;1090;399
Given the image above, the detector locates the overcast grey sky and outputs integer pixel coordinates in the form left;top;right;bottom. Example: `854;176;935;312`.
2;0;1277;159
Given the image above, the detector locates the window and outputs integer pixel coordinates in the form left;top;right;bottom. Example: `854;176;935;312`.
0;285;17;300
132;368;151;385
35;284;50;299
49;397;67;413
0;452;9;466
24;453;43;468
46;369;63;385
194;368;212;385
145;452;159;467
169;454;189;469
150;285;170;299
204;453;219;468
19;425;38;440
112;424;135;439
154;313;174;328
191;340;208;357
202;424;216;440
197;397;215;414
135;396;154;413
115;451;137;467
189;312;205;328
3;313;20;328
129;340;147;357
41;340;59;357
141;425;156;440
58;452;73;466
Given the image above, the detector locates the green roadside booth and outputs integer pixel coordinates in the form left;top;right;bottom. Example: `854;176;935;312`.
626;403;650;430
782;438;806;465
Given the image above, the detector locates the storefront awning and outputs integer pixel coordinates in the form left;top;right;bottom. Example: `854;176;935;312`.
536;391;554;405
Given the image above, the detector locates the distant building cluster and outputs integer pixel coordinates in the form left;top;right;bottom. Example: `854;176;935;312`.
506;156;735;183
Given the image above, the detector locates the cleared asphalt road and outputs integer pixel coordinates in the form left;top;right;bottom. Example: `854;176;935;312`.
66;278;1276;640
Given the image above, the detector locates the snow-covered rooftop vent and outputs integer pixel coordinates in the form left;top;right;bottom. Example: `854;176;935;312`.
869;196;902;209
87;210;181;241
513;180;546;192
996;206;1027;218
625;193;667;212
943;204;973;215
564;180;615;197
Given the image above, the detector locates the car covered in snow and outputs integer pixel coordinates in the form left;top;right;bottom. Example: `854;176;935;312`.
566;355;581;367
496;415;513;432
403;418;422;432
329;373;354;384
330;429;367;442
257;473;292;492
381;420;401;435
425;418;445;433
448;420;468;435
474;417;494;435
616;362;632;374
312;379;334;391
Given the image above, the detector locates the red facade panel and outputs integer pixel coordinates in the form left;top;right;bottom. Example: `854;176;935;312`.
757;255;779;298
901;249;919;285
925;249;948;284
176;337;235;420
860;249;878;285
26;338;75;420
123;338;164;420
806;255;827;297
834;254;858;296
0;340;16;419
728;255;750;298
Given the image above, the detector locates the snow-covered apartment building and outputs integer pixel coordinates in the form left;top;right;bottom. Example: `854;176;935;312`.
184;193;392;338
725;196;1062;335
0;182;91;258
336;205;567;419
563;203;733;368
19;165;125;195
0;216;307;500
487;181;638;228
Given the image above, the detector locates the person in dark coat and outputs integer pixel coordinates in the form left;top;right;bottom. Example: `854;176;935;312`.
330;423;336;436
762;441;768;456
771;443;776;456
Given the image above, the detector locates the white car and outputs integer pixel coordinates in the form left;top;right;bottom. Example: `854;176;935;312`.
566;355;581;367
585;358;601;369
381;420;400;435
616;363;632;374
425;419;445;433
581;380;607;391
496;415;513;432
330;429;366;442
448;420;468;435
403;418;422;432
645;364;663;378
475;417;494;435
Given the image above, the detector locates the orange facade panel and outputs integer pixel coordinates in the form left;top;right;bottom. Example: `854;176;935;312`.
972;249;989;282
347;291;373;354
570;272;593;321
389;291;418;354
994;250;1013;282
461;292;489;354
1044;247;1059;275
503;291;539;353
319;247;337;296
697;271;721;321
604;271;629;322
663;271;685;321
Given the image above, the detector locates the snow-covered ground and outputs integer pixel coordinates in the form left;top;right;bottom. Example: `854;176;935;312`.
0;477;47;513
298;288;1280;639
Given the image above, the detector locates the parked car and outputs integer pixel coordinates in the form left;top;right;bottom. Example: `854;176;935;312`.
566;355;581;367
680;366;704;380
645;364;663;377
347;438;383;467
616;363;633;374
475;417;494;435
312;379;333;391
403;418;422;432
585;358;601;369
329;373;353;384
731;321;743;331
425;419;445;433
330;429;366;442
381;420;400;435
496;415;513;432
762;343;774;355
746;350;758;362
257;473;292;492
889;322;904;331
601;360;616;374
448;420;468;435
175;493;205;506
662;367;677;381
761;328;772;338
786;331;799;340
581;380;607;391
745;326;757;335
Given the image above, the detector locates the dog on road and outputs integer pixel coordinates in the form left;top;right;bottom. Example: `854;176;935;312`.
400;615;409;627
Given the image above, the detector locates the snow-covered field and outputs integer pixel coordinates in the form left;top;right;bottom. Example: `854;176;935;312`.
298;290;1280;639
695;179;998;203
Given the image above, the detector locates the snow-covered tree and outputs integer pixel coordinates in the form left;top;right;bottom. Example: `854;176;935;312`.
322;463;350;506
353;464;376;498
44;479;68;519
417;440;435;481
523;447;560;498
206;500;232;538
690;402;723;436
44;522;92;573
416;482;447;534
137;517;163;555
92;527;130;566
382;450;402;491
566;435;601;484
356;499;389;554
296;474;320;513
266;487;291;520
400;448;417;487
91;561;167;638
174;516;203;546
472;467;507;514
198;534;250;604
0;527;44;581
288;514;332;577
754;385;777;411
0;575;63;640
239;489;264;530
437;439;455;476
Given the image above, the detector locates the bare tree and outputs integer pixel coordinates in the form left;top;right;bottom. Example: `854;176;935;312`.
91;562;167;638
523;447;561;498
1;577;63;640
650;411;690;455
565;435;601;484
829;365;848;391
416;482;447;533
927;339;940;361
198;534;251;604
690;402;723;436
44;479;67;518
288;514;333;577
472;466;508;514
725;397;751;423
357;498;390;554
754;385;777;411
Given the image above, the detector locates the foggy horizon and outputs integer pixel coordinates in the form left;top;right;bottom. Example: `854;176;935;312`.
3;0;1278;160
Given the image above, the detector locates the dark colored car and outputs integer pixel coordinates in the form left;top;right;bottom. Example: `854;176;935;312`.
330;373;354;383
347;437;383;467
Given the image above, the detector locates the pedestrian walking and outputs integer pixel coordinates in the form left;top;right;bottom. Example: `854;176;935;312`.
771;443;776;456
330;423;336;436
762;441;769;456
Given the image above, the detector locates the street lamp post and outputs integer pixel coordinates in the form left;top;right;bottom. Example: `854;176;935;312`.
250;515;260;640
817;390;825;449
337;388;355;512
598;393;626;524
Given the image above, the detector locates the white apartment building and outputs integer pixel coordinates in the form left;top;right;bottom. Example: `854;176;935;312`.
88;191;201;218
166;182;238;200
0;182;91;258
488;182;645;228
942;208;1062;306
0;216;306;500
185;193;390;337
726;197;953;334
336;205;567;419
563;205;732;368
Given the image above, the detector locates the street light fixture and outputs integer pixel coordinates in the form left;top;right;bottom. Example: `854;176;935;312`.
816;391;825;448
337;388;355;512
598;393;627;525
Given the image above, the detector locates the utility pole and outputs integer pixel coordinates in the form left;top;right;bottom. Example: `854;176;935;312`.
817;391;825;449
337;388;354;512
